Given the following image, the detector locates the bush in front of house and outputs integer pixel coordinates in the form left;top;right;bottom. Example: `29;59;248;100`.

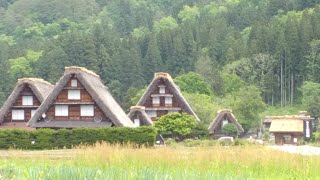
222;124;238;137
155;112;197;140
0;126;157;150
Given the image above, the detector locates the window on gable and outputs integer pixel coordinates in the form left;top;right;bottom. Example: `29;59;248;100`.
71;79;78;87
12;110;25;120
152;97;160;105
22;96;33;106
81;105;94;116
68;90;80;100
159;86;166;94
31;109;37;118
146;110;157;118
165;97;172;105
55;105;68;116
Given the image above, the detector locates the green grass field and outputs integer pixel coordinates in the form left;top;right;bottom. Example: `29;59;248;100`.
0;143;319;179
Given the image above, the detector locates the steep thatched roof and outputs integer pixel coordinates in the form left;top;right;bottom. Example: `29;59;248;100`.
208;109;244;134
267;114;313;133
136;72;200;121
27;66;134;127
0;78;53;124
127;106;153;126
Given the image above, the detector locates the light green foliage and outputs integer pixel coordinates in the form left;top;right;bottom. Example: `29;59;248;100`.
174;72;212;96
132;27;150;39
224;54;276;92
0;34;15;46
205;3;228;16
155;113;197;137
221;73;246;95
223;86;266;131
23;23;45;38
153;16;178;33
130;87;147;105
301;81;320;116
307;40;320;82
8;50;42;79
222;123;238;136
300;81;320;130
178;5;200;22
183;92;222;125
9;57;33;78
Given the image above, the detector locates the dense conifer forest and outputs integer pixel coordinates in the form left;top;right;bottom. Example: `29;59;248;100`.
1;0;320;130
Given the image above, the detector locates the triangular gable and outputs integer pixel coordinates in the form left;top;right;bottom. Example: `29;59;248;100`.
28;66;134;127
137;72;200;121
208;109;244;134
127;106;153;126
0;78;53;124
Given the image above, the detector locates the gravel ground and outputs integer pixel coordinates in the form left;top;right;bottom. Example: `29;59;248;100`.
269;145;320;156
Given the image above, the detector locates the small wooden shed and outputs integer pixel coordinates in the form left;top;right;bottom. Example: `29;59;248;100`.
208;109;244;139
267;113;313;145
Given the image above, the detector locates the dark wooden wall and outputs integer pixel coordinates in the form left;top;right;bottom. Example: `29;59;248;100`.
13;86;40;106
44;77;108;121
274;133;303;145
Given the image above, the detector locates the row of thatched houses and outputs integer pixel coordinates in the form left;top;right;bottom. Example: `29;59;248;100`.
0;67;204;130
0;66;313;145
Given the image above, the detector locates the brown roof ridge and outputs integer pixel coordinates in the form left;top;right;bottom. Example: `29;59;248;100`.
17;78;53;86
65;66;99;77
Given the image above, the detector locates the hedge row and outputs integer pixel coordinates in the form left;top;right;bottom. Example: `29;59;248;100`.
0;126;157;149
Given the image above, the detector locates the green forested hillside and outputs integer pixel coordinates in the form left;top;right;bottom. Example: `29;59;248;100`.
1;0;320;129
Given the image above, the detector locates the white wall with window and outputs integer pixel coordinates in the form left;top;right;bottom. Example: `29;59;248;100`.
165;97;172;105
152;97;160;105
31;109;37;118
55;105;68;116
134;118;140;127
80;105;94;116
146;110;157;118
71;79;78;87
68;90;80;100
159;85;166;94
12;110;25;120
22;96;33;106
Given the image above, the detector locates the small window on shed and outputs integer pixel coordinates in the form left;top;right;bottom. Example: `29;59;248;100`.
71;79;78;87
134;119;140;127
222;118;228;127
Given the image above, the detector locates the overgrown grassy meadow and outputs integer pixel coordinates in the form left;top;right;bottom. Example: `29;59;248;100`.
0;143;319;179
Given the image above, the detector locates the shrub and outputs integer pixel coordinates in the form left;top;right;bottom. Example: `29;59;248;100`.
0;126;157;150
222;124;238;136
155;113;197;139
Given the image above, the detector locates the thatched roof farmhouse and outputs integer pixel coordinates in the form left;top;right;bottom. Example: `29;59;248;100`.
27;66;134;128
0;78;53;129
136;72;199;121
